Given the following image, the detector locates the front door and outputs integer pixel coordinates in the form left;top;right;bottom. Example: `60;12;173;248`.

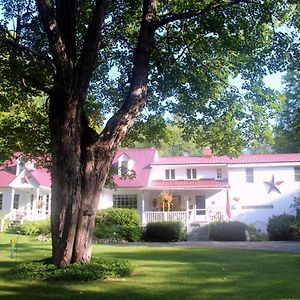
195;195;206;221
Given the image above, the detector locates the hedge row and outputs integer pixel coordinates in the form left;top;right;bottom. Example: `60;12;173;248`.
209;221;248;241
267;214;300;241
144;221;186;242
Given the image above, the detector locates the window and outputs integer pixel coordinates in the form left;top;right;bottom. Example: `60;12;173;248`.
30;195;34;211
187;169;197;179
0;194;3;210
246;168;254;183
295;167;300;182
241;205;273;209
45;195;50;215
13;194;20;209
120;160;128;176
113;195;137;209
165;169;175;179
217;169;222;179
171;195;181;210
38;195;43;214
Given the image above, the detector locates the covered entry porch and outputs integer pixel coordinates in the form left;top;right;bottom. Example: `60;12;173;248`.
141;180;230;227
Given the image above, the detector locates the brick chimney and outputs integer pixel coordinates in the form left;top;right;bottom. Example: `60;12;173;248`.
203;146;212;157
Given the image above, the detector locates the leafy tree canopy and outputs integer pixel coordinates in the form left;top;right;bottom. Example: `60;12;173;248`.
273;69;300;153
0;0;298;159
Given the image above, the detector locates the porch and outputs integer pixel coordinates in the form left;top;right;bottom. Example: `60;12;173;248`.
0;187;51;231
142;208;227;227
140;187;229;228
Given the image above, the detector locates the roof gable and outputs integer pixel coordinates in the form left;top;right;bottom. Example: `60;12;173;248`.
9;169;39;188
30;169;51;188
112;148;157;188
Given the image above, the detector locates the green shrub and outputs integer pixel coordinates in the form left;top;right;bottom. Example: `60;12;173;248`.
118;224;142;242
267;214;298;241
94;223;119;240
0;212;10;232
95;208;142;242
247;224;268;241
290;221;300;240
12;257;134;281
209;221;248;241
9;219;51;236
144;221;186;242
96;208;141;226
94;223;142;242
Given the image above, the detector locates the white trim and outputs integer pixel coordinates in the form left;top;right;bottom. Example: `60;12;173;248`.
151;162;300;168
142;187;227;191
228;162;300;168
151;163;227;167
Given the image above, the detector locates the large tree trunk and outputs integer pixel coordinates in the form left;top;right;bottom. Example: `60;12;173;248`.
40;0;158;267
49;86;118;266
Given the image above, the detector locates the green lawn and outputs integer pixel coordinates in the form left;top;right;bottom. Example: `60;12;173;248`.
0;233;300;300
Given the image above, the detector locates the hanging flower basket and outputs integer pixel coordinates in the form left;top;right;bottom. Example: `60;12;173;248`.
159;192;173;211
37;200;45;208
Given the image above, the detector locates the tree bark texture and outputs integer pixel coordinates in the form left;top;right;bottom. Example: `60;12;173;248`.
35;0;158;266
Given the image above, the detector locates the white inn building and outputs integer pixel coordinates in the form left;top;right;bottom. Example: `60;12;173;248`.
1;148;300;233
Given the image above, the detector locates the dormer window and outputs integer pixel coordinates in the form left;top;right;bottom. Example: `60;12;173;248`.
165;169;175;179
118;153;133;176
187;169;196;179
120;160;128;176
16;157;27;175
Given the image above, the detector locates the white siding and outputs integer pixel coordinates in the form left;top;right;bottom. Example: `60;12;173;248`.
150;165;228;181
228;166;300;232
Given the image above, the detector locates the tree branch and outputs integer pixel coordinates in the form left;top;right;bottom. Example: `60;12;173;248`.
0;35;54;70
155;0;256;29
35;0;69;70
98;0;158;149
76;0;111;96
55;0;77;62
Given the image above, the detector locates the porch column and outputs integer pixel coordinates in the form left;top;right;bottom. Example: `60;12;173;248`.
186;197;189;231
10;188;15;221
35;187;40;217
141;193;145;225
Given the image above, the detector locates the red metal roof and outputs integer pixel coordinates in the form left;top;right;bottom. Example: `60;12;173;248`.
149;179;229;189
112;148;157;188
0;171;16;188
30;169;51;188
151;153;300;166
0;168;51;188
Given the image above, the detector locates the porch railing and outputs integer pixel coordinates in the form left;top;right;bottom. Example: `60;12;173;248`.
143;211;188;225
143;207;228;227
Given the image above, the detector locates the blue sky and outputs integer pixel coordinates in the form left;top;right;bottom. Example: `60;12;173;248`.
264;72;284;91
